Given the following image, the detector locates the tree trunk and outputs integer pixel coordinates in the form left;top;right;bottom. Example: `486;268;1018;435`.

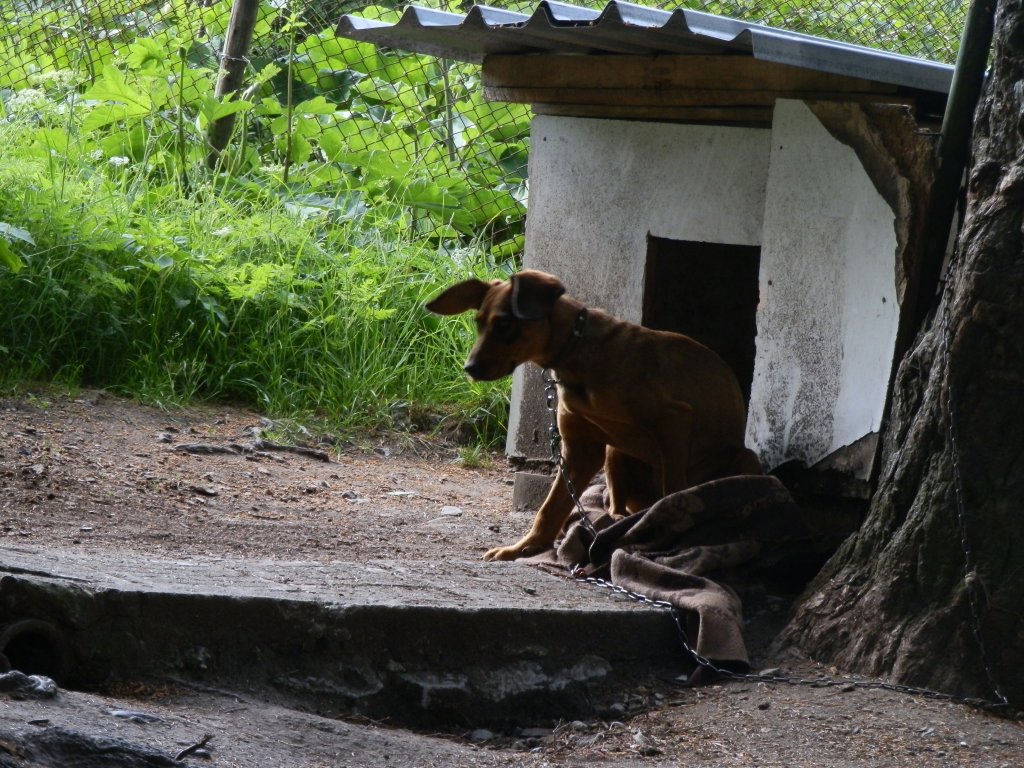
206;0;261;168
780;0;1024;706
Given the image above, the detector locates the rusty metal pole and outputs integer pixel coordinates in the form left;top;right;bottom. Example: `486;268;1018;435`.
206;0;261;169
910;0;997;333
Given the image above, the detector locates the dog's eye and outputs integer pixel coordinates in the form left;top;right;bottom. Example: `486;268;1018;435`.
491;315;519;343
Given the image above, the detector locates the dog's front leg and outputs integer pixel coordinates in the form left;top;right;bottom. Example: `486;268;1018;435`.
484;433;605;562
656;401;694;496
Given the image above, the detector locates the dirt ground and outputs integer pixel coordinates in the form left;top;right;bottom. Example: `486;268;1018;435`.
1;389;1021;767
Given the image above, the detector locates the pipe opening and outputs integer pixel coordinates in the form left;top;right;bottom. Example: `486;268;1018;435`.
0;619;68;684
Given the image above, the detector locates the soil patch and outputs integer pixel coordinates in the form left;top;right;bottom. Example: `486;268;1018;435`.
0;390;1020;767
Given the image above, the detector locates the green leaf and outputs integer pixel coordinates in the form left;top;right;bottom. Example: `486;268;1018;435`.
198;95;253;123
81;103;131;133
254;97;284;116
295;29;377;73
126;38;168;73
253;62;282;87
0;222;35;246
82;64;152;114
294;95;337;115
277;132;312;164
172;66;213;106
0;240;23;273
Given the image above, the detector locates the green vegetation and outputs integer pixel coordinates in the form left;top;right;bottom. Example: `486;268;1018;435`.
0;0;963;446
0;1;519;445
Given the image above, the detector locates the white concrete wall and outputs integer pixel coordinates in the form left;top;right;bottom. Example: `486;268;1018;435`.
509;106;900;477
521;116;770;318
508;116;771;457
744;100;899;473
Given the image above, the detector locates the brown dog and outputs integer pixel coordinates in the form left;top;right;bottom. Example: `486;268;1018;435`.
426;270;762;561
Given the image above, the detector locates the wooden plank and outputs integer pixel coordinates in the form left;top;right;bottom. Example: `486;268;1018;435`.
483;54;898;95
485;85;776;107
532;102;774;124
484;85;915;109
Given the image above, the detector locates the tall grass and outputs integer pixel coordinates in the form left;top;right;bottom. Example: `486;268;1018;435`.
0;111;509;445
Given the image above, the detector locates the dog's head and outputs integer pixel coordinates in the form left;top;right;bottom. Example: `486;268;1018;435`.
425;270;566;381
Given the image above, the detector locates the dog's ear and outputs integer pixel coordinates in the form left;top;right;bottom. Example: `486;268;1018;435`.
425;279;495;316
510;271;566;320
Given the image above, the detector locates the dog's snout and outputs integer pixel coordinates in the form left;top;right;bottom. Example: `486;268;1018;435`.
464;356;509;382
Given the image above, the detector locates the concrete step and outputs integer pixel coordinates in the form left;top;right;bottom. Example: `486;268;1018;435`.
0;545;689;728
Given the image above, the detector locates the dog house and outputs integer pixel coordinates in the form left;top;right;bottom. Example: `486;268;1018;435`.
338;2;954;496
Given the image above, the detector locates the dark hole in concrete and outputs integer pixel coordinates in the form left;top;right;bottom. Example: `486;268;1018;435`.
642;235;761;405
0;618;68;683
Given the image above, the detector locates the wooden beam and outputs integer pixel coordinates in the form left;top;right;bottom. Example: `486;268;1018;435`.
532;103;774;124
483;54;899;96
485;85;915;110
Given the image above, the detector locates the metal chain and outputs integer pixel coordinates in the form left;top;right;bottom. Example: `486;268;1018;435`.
542;369;599;542
573;570;1010;710
540;361;1010;711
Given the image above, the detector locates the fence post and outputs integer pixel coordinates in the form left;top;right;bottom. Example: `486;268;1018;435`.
206;0;261;169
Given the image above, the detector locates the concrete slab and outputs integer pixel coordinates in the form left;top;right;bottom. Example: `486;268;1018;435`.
0;546;688;729
1;545;615;608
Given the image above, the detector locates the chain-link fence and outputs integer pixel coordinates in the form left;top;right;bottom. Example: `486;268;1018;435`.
1;0;966;260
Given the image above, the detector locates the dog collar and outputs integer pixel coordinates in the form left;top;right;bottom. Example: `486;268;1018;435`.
546;307;588;369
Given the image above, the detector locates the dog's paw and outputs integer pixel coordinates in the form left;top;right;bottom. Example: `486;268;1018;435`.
483;544;524;561
483;539;544;561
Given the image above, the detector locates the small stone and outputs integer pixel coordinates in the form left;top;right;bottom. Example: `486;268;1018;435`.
632;730;662;756
440;506;462;516
518;727;550;739
468;729;493;742
757;701;771;710
107;709;162;724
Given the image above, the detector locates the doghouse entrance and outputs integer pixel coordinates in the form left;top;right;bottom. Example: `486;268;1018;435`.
642;236;760;404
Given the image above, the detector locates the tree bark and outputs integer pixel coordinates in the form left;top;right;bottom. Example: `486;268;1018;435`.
780;0;1024;706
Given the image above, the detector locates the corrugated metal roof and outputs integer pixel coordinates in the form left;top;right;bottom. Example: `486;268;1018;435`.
336;1;954;95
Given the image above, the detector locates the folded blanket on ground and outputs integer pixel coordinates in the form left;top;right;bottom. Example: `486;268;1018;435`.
533;474;808;674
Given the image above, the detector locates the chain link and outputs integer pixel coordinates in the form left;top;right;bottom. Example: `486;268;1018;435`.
541;361;1010;712
542;369;600;542
573;570;1010;710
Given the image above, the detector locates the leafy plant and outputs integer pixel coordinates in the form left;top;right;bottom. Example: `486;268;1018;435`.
0;0;963;449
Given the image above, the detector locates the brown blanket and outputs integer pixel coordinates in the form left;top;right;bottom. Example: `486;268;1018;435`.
533;474;808;674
